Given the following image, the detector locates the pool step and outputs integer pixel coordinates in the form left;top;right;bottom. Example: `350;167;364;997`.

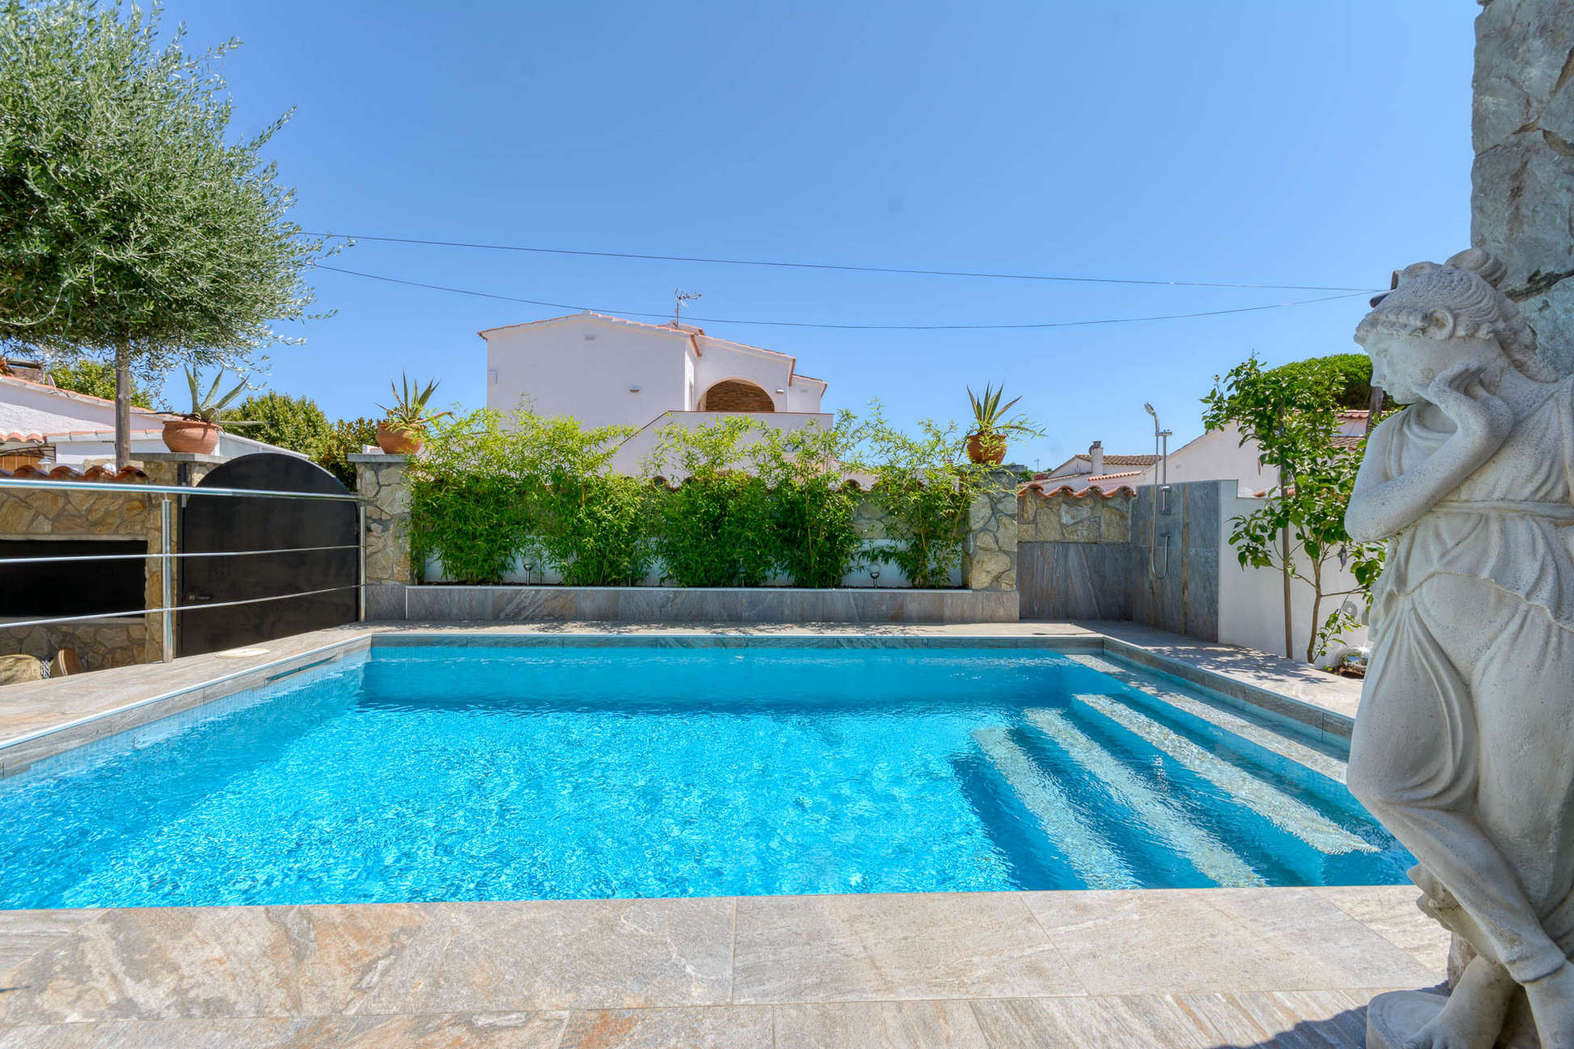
971;727;1137;889
1067;653;1347;784
1068;694;1375;856
1022;708;1266;887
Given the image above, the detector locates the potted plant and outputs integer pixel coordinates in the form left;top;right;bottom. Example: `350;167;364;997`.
375;375;451;454
965;384;1025;465
162;367;248;454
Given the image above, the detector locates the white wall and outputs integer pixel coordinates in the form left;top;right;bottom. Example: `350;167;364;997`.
1215;488;1370;667
484;314;825;431
486;315;692;430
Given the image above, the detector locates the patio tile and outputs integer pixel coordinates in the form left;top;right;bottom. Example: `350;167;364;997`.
771;1000;992;1048
1170;990;1371;1049
0;897;734;1024
557;1005;771;1048
968;994;1217;1049
0;910;101;980
1022;888;1435;994
347;898;735;1014
1;1012;569;1048
1311;885;1450;972
731;892;1081;1003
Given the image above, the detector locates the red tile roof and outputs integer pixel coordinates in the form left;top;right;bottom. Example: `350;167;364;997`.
0;464;149;483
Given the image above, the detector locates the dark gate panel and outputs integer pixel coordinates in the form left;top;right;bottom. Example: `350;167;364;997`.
178;454;357;657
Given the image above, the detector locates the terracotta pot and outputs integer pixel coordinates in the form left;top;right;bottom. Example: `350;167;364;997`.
376;421;423;455
162;419;220;454
966;431;1005;465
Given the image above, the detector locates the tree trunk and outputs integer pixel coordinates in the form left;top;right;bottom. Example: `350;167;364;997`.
1281;523;1294;659
1306;558;1323;664
114;343;132;470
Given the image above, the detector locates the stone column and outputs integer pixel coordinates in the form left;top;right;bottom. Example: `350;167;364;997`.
963;474;1019;591
1472;0;1574;371
352;453;412;620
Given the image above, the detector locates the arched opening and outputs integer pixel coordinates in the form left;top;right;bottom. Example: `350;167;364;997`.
698;379;775;412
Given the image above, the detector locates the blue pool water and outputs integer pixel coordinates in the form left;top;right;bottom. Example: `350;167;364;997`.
0;643;1410;908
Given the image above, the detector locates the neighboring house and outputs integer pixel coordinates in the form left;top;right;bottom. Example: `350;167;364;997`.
0;368;303;469
479;312;831;473
1039;412;1370;497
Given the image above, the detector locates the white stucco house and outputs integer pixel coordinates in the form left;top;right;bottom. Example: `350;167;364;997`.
0;366;302;470
479;312;831;474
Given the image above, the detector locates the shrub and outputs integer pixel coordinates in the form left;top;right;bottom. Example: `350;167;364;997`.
235;392;333;457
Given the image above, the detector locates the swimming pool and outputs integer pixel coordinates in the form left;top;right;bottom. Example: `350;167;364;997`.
0;640;1409;908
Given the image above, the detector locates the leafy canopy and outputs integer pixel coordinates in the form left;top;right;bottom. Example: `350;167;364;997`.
1201;354;1384;662
0;1;325;378
234;391;333;456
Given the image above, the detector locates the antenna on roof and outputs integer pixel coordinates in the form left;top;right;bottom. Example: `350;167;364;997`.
673;289;702;325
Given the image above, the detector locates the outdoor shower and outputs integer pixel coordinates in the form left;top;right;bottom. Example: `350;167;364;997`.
1144;403;1172;579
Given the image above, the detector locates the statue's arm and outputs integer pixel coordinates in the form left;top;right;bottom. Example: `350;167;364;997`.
1345;369;1513;541
1345;430;1490;541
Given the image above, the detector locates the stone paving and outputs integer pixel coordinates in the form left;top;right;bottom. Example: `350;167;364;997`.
0;621;1424;1047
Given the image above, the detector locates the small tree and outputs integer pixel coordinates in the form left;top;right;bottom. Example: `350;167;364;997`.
235;391;332;457
1202;355;1385;663
0;1;326;466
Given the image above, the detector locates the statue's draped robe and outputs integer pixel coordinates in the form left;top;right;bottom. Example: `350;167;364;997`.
1355;376;1574;983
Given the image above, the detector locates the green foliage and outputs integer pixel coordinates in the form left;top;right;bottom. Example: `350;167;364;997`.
315;417;377;488
377;374;451;435
181;365;247;423
43;359;157;408
235;391;332;457
649;418;778;586
756;416;866;588
403;405;1021;591
857;403;994;589
966;383;1024;434
1202;354;1385;662
410;410;650;586
0;0;327;456
1269;354;1374;410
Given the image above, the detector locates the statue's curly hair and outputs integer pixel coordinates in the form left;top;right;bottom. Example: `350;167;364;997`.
1355;248;1553;382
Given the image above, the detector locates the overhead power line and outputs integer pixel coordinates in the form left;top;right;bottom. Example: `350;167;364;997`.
314;263;1372;332
308;231;1375;293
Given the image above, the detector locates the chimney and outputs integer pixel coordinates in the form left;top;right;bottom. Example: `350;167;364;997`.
1089;440;1104;475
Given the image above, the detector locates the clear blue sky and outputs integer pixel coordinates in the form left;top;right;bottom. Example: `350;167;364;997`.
154;0;1474;467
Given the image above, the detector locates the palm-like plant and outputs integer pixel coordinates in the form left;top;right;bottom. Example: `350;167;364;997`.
378;374;453;435
183;366;249;424
966;384;1025;436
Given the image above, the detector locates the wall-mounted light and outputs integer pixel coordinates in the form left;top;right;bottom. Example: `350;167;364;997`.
775;388;786;395
628;384;641;393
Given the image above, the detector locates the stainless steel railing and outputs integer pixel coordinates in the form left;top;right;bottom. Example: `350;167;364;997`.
0;476;365;663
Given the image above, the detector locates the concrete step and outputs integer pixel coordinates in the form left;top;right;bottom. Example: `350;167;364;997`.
971;726;1137;890
1023;708;1266;887
1068;694;1375;856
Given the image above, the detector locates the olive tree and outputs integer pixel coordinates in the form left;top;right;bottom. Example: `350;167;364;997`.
0;0;325;465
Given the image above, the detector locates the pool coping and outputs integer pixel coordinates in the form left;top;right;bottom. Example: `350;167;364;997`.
0;622;1360;781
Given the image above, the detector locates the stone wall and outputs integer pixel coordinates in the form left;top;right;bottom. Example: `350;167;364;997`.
1016;482;1222;639
0;483;163;669
961;476;1019;592
352;453;412;620
1017;489;1138;620
1473;0;1574;371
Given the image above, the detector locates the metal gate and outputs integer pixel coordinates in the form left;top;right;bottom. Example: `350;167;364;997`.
177;454;359;657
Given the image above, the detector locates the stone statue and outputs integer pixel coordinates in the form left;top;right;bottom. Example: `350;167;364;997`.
1346;248;1574;1049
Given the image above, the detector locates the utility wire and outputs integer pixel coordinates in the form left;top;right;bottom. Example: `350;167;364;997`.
315;263;1373;331
309;231;1375;293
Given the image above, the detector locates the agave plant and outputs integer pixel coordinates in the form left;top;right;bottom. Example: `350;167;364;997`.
183;366;249;424
966;384;1026;436
377;374;453;435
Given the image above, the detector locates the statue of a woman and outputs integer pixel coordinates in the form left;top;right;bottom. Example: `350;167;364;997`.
1348;248;1574;1049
